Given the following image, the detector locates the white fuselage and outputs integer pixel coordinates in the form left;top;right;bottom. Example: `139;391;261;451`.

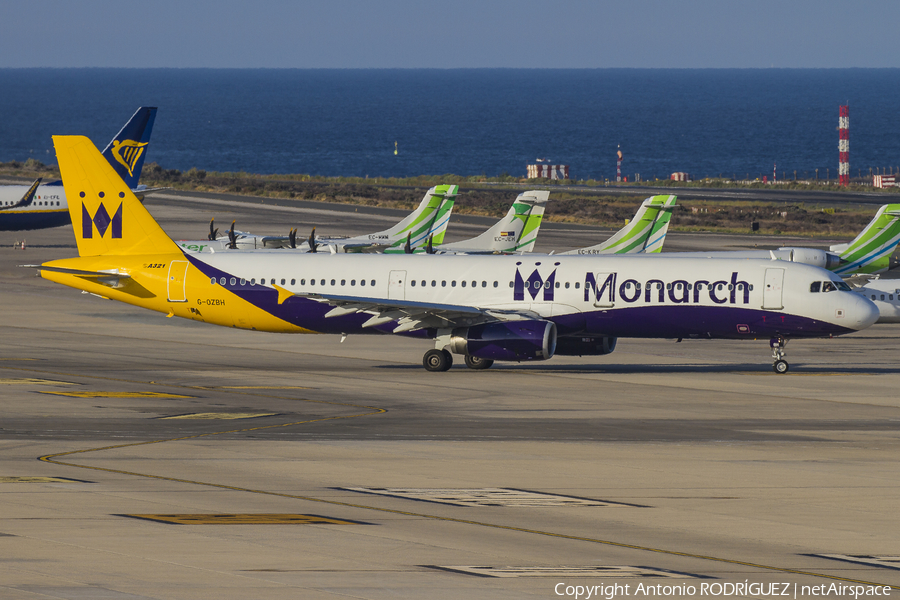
185;252;878;339
0;181;70;231
855;279;900;323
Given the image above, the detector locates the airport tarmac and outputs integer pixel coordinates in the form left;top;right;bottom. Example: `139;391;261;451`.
2;194;899;599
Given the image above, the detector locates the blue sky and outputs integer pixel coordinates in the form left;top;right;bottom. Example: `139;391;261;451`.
2;0;898;68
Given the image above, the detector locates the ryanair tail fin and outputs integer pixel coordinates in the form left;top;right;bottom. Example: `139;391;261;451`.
563;195;677;255
438;190;549;253
54;135;180;257
830;204;900;275
100;107;157;189
377;184;459;248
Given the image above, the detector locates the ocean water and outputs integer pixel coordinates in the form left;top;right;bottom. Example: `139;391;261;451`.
0;68;897;181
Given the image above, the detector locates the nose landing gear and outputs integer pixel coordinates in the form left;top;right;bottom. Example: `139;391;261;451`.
770;336;789;374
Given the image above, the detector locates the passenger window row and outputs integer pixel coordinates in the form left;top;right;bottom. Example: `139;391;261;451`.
411;280;500;288
591;281;751;292
210;277;378;287
206;277;757;294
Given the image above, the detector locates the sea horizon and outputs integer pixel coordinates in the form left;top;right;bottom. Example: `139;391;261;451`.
1;68;897;180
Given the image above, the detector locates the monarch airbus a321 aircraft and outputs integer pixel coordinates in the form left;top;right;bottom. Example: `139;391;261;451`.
30;136;879;373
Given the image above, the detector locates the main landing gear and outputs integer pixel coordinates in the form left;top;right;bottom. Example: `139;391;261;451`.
464;355;493;370
422;349;495;372
423;349;452;372
770;336;789;374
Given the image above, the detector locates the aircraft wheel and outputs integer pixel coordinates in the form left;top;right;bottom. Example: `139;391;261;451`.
464;355;494;370
423;349;453;372
773;359;789;374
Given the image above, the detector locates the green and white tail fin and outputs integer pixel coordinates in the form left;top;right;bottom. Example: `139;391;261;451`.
640;195;678;253
830;204;900;275
511;191;549;252
562;195;677;255
438;190;549;253
427;188;457;245
376;184;458;248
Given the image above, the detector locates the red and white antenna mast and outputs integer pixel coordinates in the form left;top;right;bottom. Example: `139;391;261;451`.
616;146;623;183
839;105;849;186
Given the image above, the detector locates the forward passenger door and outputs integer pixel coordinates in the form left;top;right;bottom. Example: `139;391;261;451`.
762;268;784;310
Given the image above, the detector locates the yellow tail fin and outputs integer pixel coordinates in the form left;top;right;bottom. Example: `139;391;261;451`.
53;135;180;256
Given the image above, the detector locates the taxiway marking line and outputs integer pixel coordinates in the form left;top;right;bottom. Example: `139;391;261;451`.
206;386;312;390
160;412;277;420
0;476;89;483
122;513;366;525
0;364;359;408
39;391;195;398
0;378;76;385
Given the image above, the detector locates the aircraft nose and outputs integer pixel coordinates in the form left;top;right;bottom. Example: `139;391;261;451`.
849;294;880;330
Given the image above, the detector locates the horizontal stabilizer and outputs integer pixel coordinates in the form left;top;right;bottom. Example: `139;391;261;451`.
20;264;131;279
20;264;132;283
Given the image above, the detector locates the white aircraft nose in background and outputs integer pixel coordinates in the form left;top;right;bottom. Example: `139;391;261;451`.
849;293;880;331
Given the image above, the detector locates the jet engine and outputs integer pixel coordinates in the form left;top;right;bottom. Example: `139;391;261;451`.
777;247;843;270
554;336;618;356
449;320;556;362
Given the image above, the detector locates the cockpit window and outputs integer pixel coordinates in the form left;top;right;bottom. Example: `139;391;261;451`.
834;281;851;292
822;281;837;293
809;281;821;293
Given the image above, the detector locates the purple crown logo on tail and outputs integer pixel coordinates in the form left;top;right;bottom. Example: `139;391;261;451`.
82;202;123;239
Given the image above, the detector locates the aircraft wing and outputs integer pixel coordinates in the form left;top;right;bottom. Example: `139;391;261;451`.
331;241;391;253
355;244;393;253
258;235;293;248
845;273;879;288
0;178;41;211
292;291;540;333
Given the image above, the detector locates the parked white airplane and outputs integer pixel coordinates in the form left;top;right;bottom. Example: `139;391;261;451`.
30;136;879;374
402;190;548;254
177;184;458;253
854;278;900;323
640;204;900;277
180;192;675;258
561;195;678;255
